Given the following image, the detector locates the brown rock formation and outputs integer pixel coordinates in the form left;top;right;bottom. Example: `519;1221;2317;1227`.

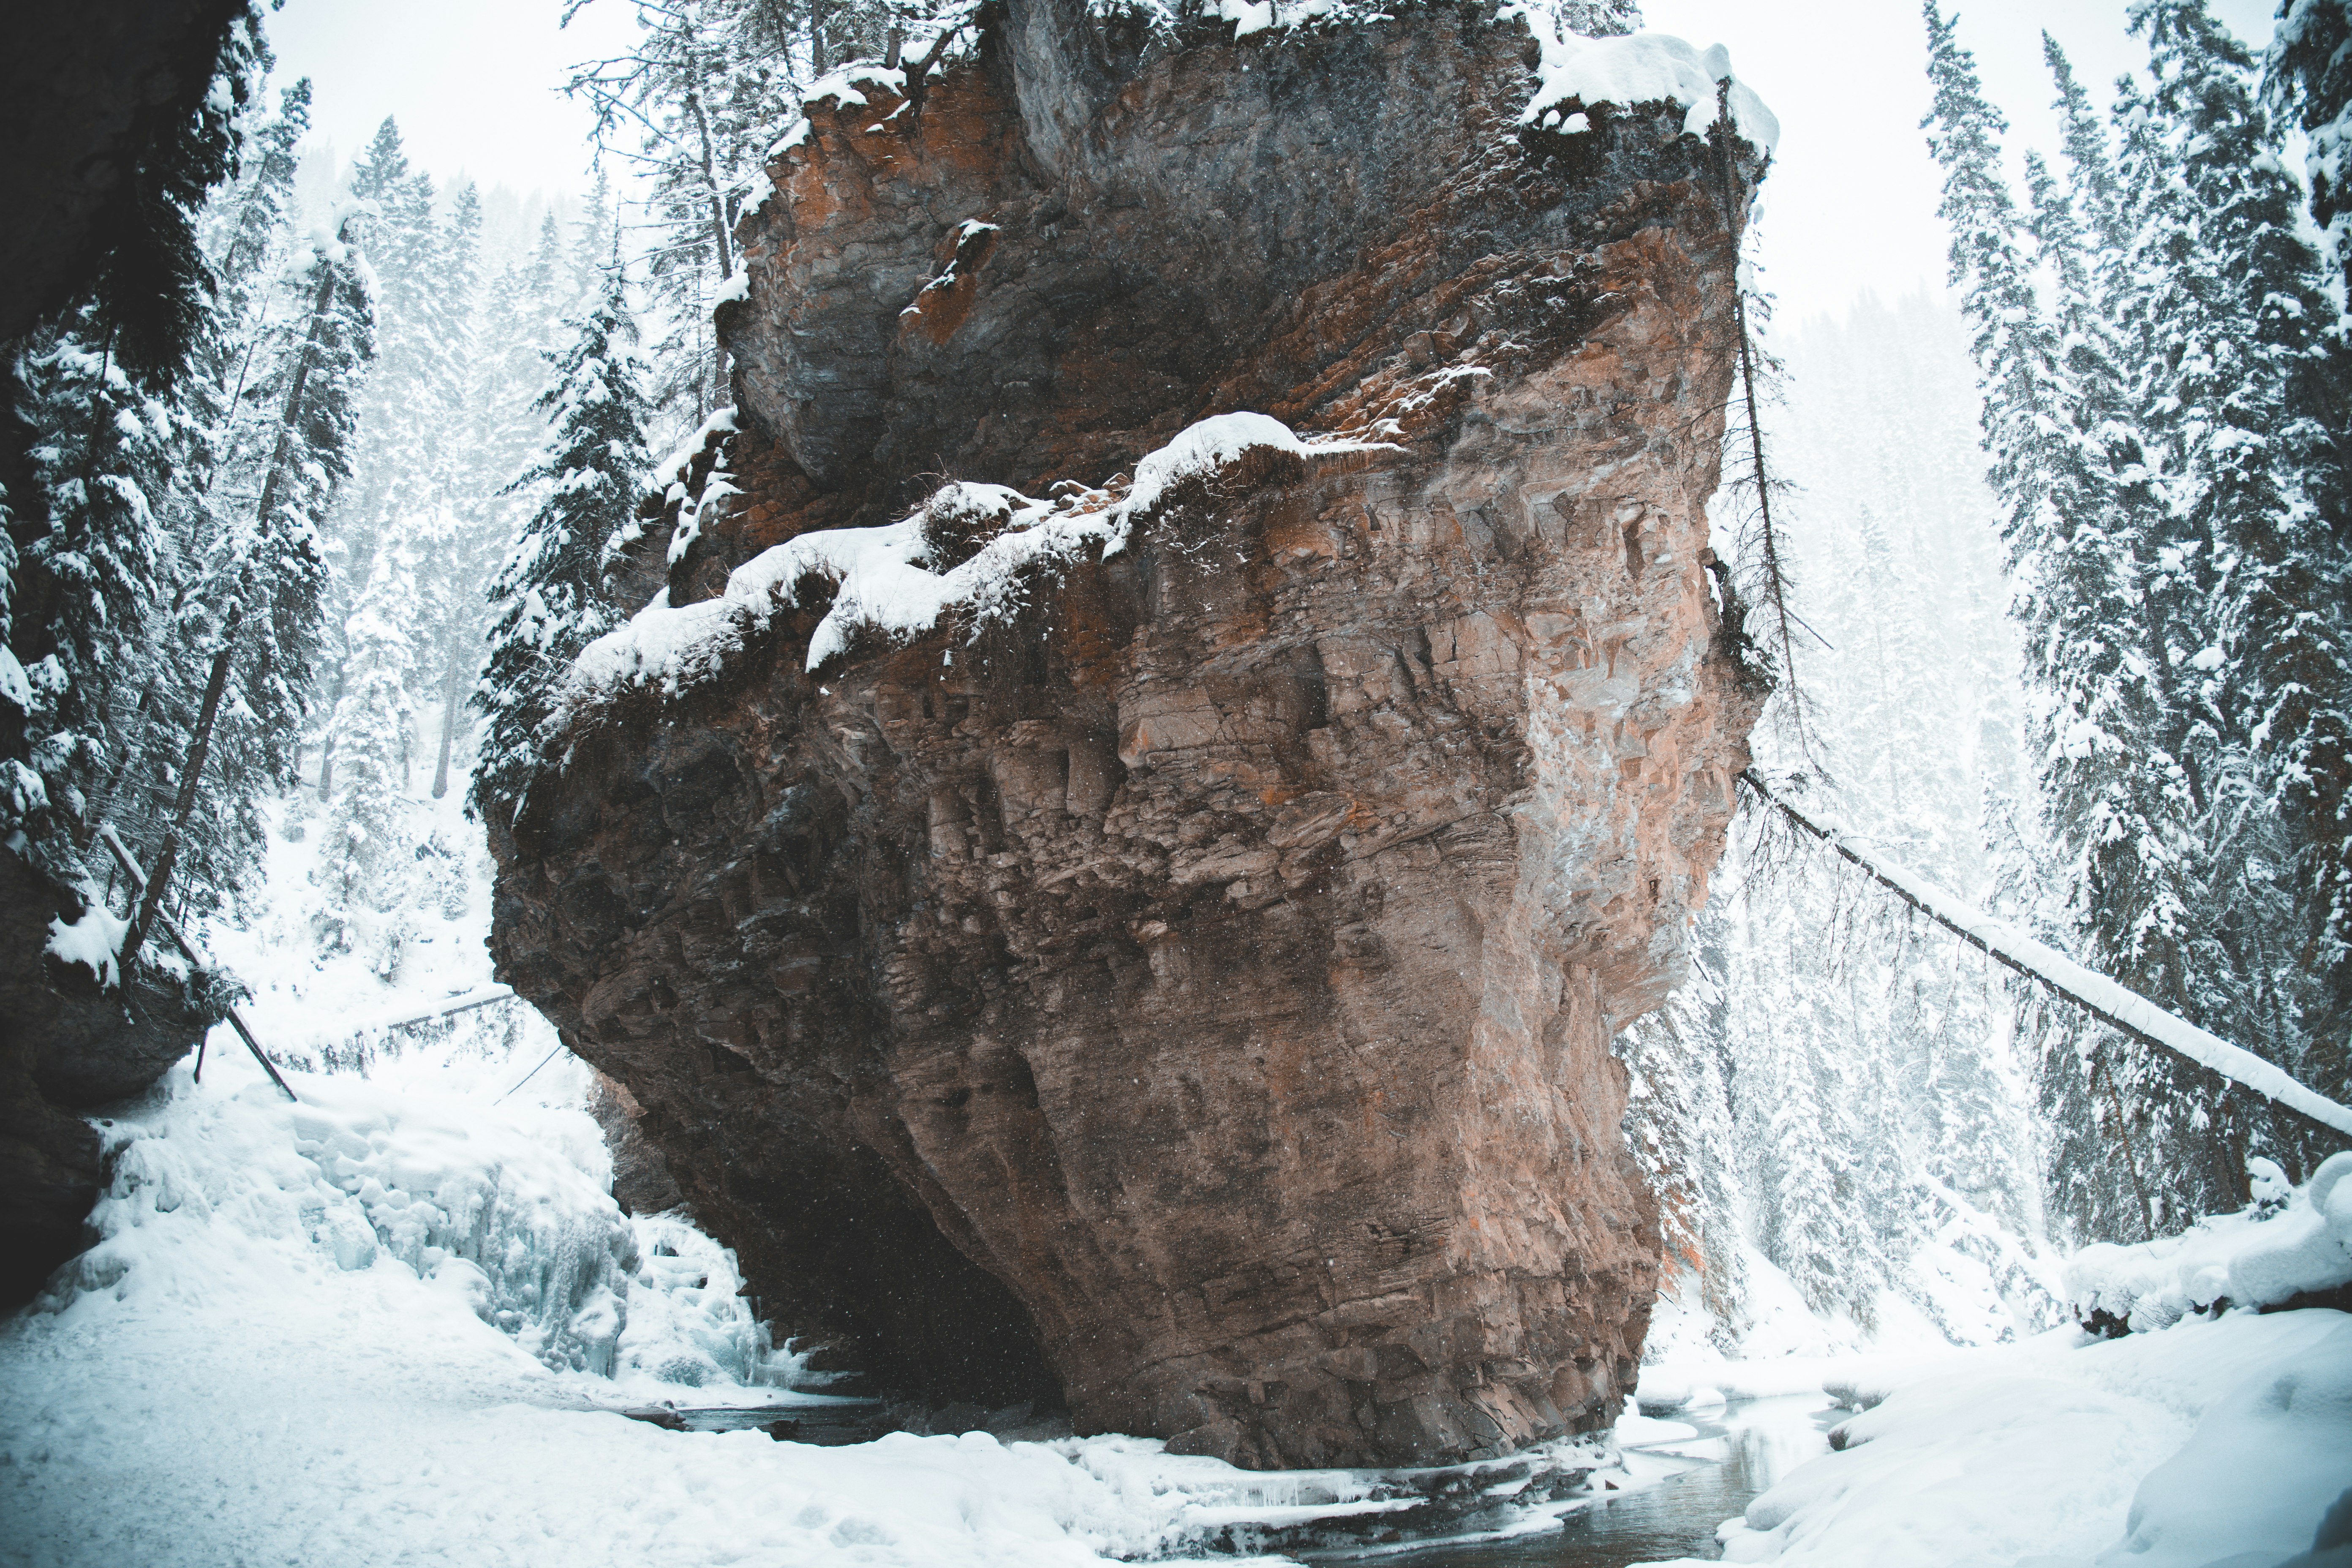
0;0;250;1313
492;0;1768;1469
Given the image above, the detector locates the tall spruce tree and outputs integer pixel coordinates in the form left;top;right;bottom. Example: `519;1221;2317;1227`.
106;194;376;929
1926;3;2229;1236
2267;0;2352;302
474;274;653;823
317;545;418;978
3;323;184;878
2129;0;2352;1153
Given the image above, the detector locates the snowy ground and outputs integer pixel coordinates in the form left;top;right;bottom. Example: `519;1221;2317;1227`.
1655;1308;2352;1568
8;789;2347;1567
11;1043;2342;1568
0;1038;1658;1568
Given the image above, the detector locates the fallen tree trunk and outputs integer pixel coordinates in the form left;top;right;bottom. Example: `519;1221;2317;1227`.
99;827;296;1102
1740;770;2352;1143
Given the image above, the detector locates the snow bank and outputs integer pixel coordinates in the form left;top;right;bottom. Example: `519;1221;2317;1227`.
2064;1153;2352;1331
44;903;129;988
2097;1318;2352;1567
568;414;1386;704
1651;1309;2352;1568
1520;30;1779;155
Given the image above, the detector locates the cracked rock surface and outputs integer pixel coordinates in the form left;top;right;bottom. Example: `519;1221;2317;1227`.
491;0;1766;1469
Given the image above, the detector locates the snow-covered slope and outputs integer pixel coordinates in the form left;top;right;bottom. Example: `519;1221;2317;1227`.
1676;1309;2352;1567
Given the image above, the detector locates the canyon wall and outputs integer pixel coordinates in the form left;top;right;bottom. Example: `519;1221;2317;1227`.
492;0;1769;1468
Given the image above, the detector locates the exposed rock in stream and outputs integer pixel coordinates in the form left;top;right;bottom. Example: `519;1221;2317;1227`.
492;0;1767;1469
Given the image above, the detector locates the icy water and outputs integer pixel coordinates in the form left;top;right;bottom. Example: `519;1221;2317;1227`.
1319;1398;1836;1567
673;1392;890;1445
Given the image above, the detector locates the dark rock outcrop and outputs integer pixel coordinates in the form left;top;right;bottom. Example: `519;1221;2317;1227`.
0;0;248;355
493;0;1767;1468
0;847;215;1307
0;0;250;1312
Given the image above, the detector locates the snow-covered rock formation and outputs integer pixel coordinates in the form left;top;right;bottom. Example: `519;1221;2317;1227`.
490;0;1770;1470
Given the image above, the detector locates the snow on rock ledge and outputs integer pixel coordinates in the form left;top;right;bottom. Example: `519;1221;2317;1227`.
567;414;1386;702
1519;28;1778;153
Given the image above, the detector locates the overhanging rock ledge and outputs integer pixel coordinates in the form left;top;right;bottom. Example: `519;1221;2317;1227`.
490;0;1769;1470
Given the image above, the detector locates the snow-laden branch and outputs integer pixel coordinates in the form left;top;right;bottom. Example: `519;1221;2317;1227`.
1740;770;2352;1141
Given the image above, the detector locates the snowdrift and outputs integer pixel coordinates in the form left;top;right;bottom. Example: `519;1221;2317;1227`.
2063;1154;2352;1332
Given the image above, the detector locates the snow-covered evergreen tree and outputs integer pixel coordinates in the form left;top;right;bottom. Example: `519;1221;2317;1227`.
1625;293;2063;1348
2267;0;2352;301
1618;906;1745;1337
473;275;653;824
113;207;377;920
2128;0;2352;1166
1922;2;2267;1236
3;323;184;877
317;547;418;977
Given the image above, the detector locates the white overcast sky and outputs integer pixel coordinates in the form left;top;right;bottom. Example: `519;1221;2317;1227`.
1643;0;2277;325
262;0;2281;324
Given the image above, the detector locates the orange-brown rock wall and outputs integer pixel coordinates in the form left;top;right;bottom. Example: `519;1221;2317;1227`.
491;0;1767;1469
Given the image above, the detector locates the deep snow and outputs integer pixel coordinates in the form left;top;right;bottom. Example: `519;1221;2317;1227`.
0;1042;1651;1568
1680;1309;2352;1568
10;1020;2342;1568
8;671;2345;1568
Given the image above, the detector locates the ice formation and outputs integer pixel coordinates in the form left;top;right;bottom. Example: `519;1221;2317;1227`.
37;1054;790;1390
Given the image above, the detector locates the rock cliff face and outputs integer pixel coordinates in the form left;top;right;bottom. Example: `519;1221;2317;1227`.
491;0;1767;1469
0;847;217;1307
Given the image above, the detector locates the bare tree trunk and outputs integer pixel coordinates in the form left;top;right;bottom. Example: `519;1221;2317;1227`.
681;83;734;280
120;600;244;972
431;644;463;800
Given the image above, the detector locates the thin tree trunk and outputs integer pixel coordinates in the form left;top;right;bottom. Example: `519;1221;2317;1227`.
430;644;463;799
255;226;349;530
681;84;734;280
317;664;344;797
120;600;244;972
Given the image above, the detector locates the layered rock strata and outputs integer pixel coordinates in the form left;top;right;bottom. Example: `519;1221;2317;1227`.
493;0;1768;1468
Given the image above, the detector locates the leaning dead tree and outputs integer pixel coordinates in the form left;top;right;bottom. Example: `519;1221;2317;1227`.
1740;770;2352;1143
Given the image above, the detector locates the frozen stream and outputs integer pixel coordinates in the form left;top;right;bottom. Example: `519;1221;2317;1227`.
1320;1397;1836;1567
